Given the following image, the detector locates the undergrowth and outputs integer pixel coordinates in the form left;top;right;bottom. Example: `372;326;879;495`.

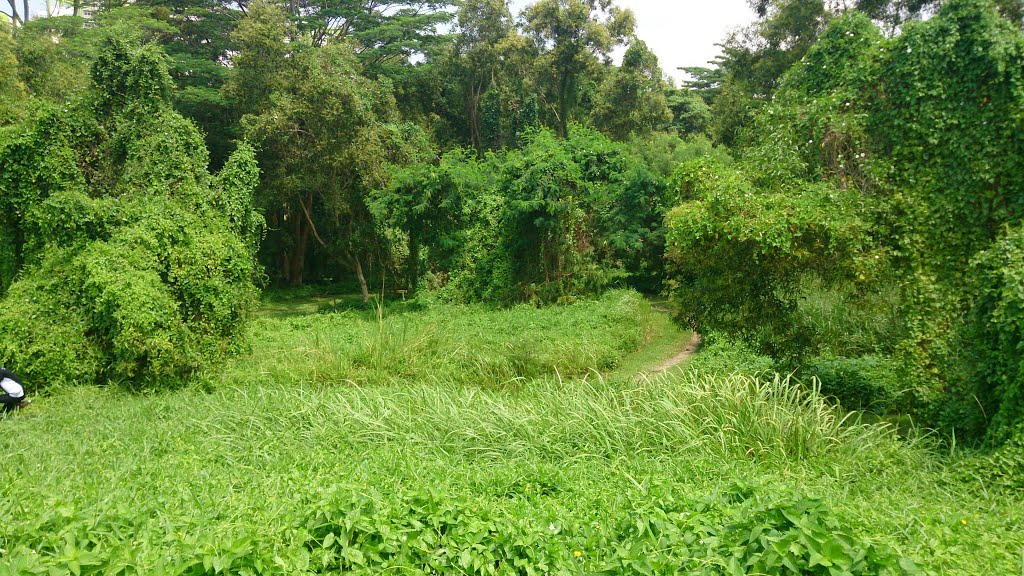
1;291;1021;574
219;289;653;389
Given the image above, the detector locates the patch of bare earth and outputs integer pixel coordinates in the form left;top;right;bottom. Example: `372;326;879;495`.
649;332;702;373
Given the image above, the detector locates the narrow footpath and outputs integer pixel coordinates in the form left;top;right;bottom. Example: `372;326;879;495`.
649;332;702;372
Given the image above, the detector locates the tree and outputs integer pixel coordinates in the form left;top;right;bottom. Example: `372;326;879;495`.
138;0;244;167
276;0;452;70
241;42;431;295
438;0;538;153
0;39;263;389
523;0;634;137
0;22;27;123
678;0;1024;441
665;88;711;136
222;0;296;119
664;157;866;357
2;0;28;27
679;65;725;103
13;7;176;103
590;40;671;140
371;149;476;292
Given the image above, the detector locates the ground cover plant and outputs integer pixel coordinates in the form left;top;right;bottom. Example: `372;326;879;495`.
2;293;1022;575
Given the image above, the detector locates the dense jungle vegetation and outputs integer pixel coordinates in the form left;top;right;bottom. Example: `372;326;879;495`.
2;0;1024;573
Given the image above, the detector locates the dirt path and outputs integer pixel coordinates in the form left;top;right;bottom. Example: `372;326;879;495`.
649;331;702;373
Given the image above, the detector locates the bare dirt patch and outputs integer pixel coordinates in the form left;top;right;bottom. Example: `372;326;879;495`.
648;331;702;373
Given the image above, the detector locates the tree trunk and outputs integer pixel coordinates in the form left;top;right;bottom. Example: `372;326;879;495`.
6;0;23;25
353;254;370;303
468;81;483;154
287;196;313;287
287;217;306;286
556;73;572;138
407;236;419;293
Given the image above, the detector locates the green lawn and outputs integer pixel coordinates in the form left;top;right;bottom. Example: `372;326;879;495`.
1;291;1020;575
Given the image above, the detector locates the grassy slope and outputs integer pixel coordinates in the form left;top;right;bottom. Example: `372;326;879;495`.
0;290;1021;574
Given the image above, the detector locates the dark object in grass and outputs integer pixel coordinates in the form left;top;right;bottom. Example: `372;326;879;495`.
1;367;28;413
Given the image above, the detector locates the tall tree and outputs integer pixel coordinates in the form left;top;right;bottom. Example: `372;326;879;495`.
140;0;243;167
437;0;538;152
222;0;296;118
273;0;452;72
590;39;671;140
523;0;634;137
241;41;431;293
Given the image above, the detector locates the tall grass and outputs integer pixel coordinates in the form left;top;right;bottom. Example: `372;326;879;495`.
219;289;653;389
796;276;906;357
1;290;1021;574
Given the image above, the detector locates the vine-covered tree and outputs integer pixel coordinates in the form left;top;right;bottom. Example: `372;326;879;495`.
0;39;263;389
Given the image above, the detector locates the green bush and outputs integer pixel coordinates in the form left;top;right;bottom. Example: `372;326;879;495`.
381;127;669;304
684;333;777;376
0;39;263;390
664;157;867;358
954;425;1024;495
965;224;1024;442
805;355;905;414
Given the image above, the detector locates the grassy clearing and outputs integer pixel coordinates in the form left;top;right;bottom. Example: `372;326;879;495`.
220;290;654;389
0;290;1021;574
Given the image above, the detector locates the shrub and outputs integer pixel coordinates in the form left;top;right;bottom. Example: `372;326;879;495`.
966;223;1024;442
954;425;1024;496
398;127;669;304
664;157;868;358
0;39;263;390
684;333;777;376
805;355;905;414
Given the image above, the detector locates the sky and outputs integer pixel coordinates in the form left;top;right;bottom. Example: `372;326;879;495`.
510;0;758;84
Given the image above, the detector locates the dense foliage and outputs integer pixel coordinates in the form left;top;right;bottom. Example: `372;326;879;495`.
2;2;1024;569
0;39;263;389
662;0;1024;443
374;127;668;304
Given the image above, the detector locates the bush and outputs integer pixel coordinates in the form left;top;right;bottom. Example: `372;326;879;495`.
664;157;868;358
954;425;1024;496
966;224;1024;442
805;355;905;414
684;333;777;376
0;39;263;390
398;127;669;304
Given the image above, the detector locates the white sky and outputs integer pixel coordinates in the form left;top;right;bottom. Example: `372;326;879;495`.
511;0;758;84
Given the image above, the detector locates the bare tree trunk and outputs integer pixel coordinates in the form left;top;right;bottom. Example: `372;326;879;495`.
6;0;23;25
353;254;369;303
22;0;28;24
292;194;314;286
407;238;419;293
468;81;482;154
